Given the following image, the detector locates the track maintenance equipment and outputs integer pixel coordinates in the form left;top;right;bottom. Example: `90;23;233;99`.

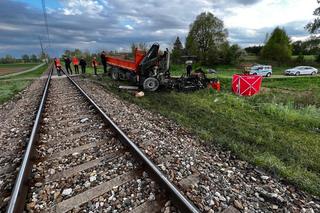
106;43;214;92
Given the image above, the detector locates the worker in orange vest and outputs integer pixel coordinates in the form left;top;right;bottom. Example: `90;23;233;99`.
54;58;62;76
72;56;79;74
92;57;99;75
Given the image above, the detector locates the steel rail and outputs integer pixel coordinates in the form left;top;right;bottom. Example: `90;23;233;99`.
64;73;200;213
6;65;54;213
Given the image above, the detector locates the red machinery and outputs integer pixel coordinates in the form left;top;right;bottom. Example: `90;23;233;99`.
106;43;171;91
107;49;145;73
106;43;214;92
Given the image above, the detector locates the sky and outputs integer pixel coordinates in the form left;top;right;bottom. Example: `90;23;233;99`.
0;0;318;57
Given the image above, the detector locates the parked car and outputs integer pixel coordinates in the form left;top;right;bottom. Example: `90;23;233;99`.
250;65;272;77
284;66;318;76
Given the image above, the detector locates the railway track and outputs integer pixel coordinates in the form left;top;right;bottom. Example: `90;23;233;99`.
6;68;199;213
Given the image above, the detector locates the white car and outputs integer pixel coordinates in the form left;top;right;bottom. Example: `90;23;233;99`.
250;65;272;77
285;66;318;76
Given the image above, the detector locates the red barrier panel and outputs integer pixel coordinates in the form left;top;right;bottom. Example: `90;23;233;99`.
232;74;262;96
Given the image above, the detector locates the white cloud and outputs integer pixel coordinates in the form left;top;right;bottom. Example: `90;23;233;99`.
224;0;318;29
59;0;103;16
0;0;319;57
0;23;21;31
125;24;134;30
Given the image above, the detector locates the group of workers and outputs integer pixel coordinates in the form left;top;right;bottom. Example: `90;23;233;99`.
53;51;108;76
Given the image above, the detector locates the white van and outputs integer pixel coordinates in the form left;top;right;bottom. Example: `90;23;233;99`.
250;65;272;77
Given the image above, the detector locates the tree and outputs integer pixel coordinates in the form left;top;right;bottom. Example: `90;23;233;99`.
1;55;16;64
22;54;30;63
73;49;82;58
306;1;320;34
227;44;246;65
316;54;320;63
64;50;72;57
30;54;38;62
171;37;184;64
185;12;228;65
245;46;263;55
295;53;305;64
261;27;292;63
292;41;304;55
131;43;148;53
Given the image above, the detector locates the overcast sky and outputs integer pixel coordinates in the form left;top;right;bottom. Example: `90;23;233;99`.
0;0;318;57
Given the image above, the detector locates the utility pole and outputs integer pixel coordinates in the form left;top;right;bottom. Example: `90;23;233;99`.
38;36;47;64
42;0;51;62
42;0;51;48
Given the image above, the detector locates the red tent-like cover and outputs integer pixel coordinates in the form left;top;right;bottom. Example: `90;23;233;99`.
232;74;262;96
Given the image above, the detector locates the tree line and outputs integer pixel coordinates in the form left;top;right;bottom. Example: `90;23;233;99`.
0;54;43;64
171;2;320;67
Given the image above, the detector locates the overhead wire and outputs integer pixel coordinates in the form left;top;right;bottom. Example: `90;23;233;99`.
41;0;51;56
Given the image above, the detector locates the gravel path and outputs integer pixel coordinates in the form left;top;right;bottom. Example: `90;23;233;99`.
26;78;173;213
74;77;320;213
0;78;47;210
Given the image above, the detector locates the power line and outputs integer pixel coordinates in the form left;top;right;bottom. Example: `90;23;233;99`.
38;36;44;56
41;0;51;50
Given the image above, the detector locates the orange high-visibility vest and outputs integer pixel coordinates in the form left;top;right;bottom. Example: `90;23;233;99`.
72;57;79;65
55;58;61;67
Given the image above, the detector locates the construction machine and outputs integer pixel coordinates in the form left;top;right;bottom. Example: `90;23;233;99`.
106;43;214;91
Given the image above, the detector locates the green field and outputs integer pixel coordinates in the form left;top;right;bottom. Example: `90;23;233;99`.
0;64;48;104
292;55;316;61
171;64;320;79
243;55;316;62
0;64;47;80
0;63;39;68
89;73;320;196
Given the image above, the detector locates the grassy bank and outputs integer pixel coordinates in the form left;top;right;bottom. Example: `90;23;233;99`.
0;64;48;104
0;81;31;104
92;75;320;196
0;63;40;68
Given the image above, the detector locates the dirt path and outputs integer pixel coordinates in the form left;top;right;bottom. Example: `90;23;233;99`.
0;63;45;79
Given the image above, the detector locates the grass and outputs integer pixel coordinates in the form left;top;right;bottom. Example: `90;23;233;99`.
0;64;47;80
0;80;31;104
292;55;316;61
85;66;105;75
0;63;40;68
90;74;320;197
263;77;320;91
170;64;290;78
244;55;316;62
0;64;48;104
171;63;320;80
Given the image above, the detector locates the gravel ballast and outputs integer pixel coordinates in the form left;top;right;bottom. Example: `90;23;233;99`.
74;78;320;212
0;78;47;211
26;78;168;212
